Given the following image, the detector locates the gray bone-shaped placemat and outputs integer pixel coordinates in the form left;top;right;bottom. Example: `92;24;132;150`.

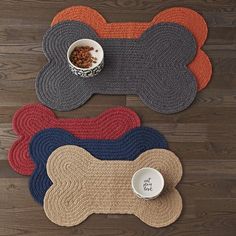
36;21;197;113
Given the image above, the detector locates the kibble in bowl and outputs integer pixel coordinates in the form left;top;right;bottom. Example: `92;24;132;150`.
67;39;104;78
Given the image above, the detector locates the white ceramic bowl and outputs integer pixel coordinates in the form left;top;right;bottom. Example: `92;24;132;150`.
67;39;104;78
131;167;164;200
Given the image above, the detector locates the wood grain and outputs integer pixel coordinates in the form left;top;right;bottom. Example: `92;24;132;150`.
0;0;236;235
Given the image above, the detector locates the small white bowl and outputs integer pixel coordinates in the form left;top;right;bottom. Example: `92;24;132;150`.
131;167;164;200
67;39;104;78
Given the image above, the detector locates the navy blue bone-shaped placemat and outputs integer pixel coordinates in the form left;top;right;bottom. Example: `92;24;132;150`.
36;21;197;114
29;127;168;204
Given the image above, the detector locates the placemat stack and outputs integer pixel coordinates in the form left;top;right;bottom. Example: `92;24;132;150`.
7;5;212;228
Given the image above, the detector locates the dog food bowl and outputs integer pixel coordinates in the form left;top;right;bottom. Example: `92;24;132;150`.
131;167;164;200
67;39;104;78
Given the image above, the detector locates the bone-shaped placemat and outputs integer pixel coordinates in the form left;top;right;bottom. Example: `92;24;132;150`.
51;6;212;91
44;146;182;228
29;127;168;204
8;104;140;175
36;21;197;113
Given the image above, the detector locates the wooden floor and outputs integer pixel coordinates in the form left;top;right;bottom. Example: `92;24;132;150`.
0;0;236;235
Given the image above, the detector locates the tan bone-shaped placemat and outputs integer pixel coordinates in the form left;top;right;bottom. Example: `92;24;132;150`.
44;145;183;228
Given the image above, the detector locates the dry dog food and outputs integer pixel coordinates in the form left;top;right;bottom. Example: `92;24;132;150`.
70;46;97;68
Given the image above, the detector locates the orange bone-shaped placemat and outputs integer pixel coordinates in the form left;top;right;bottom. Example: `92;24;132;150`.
51;6;212;91
44;146;183;228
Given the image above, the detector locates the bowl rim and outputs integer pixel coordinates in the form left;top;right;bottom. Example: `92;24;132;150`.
131;167;165;199
67;38;104;71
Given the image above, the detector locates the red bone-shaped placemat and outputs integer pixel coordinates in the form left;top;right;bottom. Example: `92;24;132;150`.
8;104;141;175
52;6;212;91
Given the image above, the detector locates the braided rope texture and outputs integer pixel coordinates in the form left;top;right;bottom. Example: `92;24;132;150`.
44;146;182;228
36;21;197;113
29;127;168;205
8;104;141;175
52;6;212;91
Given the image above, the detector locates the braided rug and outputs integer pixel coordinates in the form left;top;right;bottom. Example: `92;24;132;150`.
8;104;140;175
44;146;182;228
51;6;212;90
29;127;168;204
36;21;197;113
